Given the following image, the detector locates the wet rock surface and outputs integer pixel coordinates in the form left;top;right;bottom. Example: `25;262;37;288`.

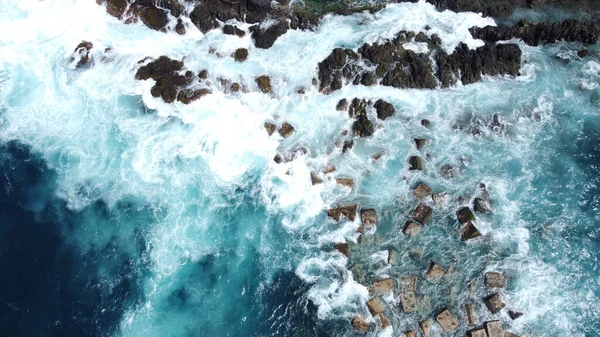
72;41;94;67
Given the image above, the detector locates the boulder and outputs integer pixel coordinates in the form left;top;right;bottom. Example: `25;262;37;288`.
264;122;277;136
139;7;169;31
439;164;455;179
485;272;506;288
457;207;476;224
278;122;295;138
367;298;385;316
352;315;369;332
333;243;349;257
421;119;431;127
484;293;506;314
373;278;394;295
189;0;270;34
414;138;427;149
72;41;93;67
223;24;245;37
474;197;492;213
464;304;478;325
412;182;432;199
361;209;377;227
460;222;482;241
400;275;417;292
412;203;433;224
378;314;390;329
373;99;395;120
435;309;459;332
327;204;358;221
336;178;354;189
234;48;249;62
419;319;432;337
400;292;417;312
256;75;272;93
425;261;445;282
403;220;421;236
310;172;323;185
408;156;423;170
508;310;523;320
250;20;289;49
469;328;488;337
352;115;375;137
485;320;504;337
336;99;348;111
198;70;208;79
230;83;241;92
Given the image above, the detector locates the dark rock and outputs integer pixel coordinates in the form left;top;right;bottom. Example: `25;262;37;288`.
485;320;504;337
361;208;377;227
250;20;289;49
460;222;481;241
342;140;354;153
72;41;93;67
414;138;427;149
264;122;277;136
328;204;358;221
413;203;433;224
278;122;295;138
436;309;458;333
457;207;476;224
474;197;492;213
198;70;208;79
352;115;374;137
485;272;505;288
471;20;600;46
373;99;395;120
317;48;358;93
439;164;455;178
578;49;590;58
333;243;350;257
360;72;375;86
352;315;369;332
139;7;169;31
421;119;431;127
256;75;272;93
175;18;186;35
403;220;421;236
274;154;283;164
189;0;270;34
509;310;523;320
484;293;506;314
336;99;348;111
234;48;249;62
409;156;423;170
310;172;323;185
230;83;240;92
223;24;244;36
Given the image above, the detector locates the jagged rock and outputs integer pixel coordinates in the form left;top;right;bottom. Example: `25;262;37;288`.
328;204;358;221
400;275;417;291
388;250;397;264
373;99;395;120
361;208;377;227
470;20;600;46
419;319;432;337
223;24;245;37
465;304;478;325
310;172;323;185
436;309;459;332
421;119;431;127
378;314;390;329
72;41;93;67
250;20;289;49
414;138;427;149
400;292;417;312
352;315;369;332
278;122;295;138
485;320;504;337
352;115;374;137
139;7;169;31
457;207;476;224
373;278;394;295
509;310;523;320
409;156;423;170
484;293;506;314
425;261;445;281
189;0;270;34
412;203;433;224
336;178;354;189
333;243;349;257
234;48;249;62
413;182;432;199
264;122;276;136
198;70;208;79
367;298;385;316
485;272;506;288
505;332;520;337
403;220;422;236
460;222;482;241
336;99;348;111
474;197;492;213
342;140;354;153
404;331;416;337
469;328;488;337
432;192;449;206
256;75;272;93
175;19;186;35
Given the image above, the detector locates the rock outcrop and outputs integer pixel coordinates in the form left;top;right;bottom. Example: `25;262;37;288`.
72;41;94;67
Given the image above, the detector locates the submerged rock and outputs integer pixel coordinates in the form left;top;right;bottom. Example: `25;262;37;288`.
484;293;506;314
361;208;377;227
400;291;417;312
373;278;394;295
414;138;427;149
378;313;390;329
72;41;93;67
256;75;272;93
419;319;432;337
352;315;369;332
436;309;458;332
485;272;506;288
505;332;520;337
400;275;417;292
373;99;395;120
403;220;422;236
404;330;416;337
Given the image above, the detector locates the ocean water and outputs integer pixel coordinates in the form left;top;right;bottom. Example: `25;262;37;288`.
0;0;599;336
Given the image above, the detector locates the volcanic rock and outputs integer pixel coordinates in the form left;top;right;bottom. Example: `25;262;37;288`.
373;99;395;120
436;309;459;332
250;20;289;49
336;98;348;111
256;75;272;93
72;41;94;67
139;7;169;31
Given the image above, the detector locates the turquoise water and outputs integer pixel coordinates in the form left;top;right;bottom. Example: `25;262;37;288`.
0;1;599;336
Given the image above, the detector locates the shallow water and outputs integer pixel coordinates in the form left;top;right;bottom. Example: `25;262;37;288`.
0;1;599;336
